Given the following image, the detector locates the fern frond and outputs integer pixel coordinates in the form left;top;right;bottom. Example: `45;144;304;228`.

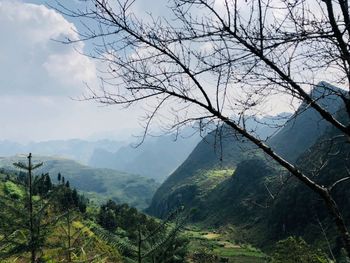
88;222;137;256
142;219;185;259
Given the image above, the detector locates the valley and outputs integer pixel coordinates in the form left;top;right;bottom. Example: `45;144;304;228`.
1;82;349;262
185;227;268;262
2;0;350;260
0;156;158;209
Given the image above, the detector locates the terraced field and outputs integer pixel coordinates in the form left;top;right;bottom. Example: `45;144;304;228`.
186;227;268;263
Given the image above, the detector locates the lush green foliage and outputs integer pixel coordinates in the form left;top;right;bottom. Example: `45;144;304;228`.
147;84;350;261
0;165;190;262
185;227;268;263
0;172;54;261
0;169;122;262
0;156;159;209
271;237;329;263
97;199;189;262
32;173;52;196
4;180;24;199
54;183;87;214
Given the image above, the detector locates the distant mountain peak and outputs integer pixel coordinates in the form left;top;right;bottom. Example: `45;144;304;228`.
310;81;346;109
313;81;345;95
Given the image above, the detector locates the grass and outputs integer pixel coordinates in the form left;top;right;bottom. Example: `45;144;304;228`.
202;232;221;240
192;169;234;196
4;181;24;199
213;246;266;258
185;226;268;263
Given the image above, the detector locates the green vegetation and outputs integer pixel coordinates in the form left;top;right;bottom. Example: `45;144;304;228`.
0;157;188;262
4;180;24;199
1;86;349;261
0;168;117;262
147;126;255;217
0;156;158;209
147;166;236;219
96;199;188;262
0;158;107;262
185;227;268;262
171;168;234;199
270;237;329;263
0;148;343;262
147;91;350;261
2;157;266;263
194;169;234;195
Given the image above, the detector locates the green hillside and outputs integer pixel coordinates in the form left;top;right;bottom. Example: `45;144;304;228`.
195;107;350;255
146;127;257;217
147;82;345;218
0;168;193;262
146;115;289;218
0;168;271;263
146;83;350;260
0;156;158;209
0;171;123;262
262;108;350;247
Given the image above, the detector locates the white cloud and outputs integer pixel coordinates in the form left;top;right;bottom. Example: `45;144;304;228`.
0;0;97;96
0;1;141;142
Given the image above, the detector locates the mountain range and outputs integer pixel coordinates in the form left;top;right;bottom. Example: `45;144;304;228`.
88;129;202;182
146;82;349;252
0;130;203;182
0;156;158;209
0;139;125;164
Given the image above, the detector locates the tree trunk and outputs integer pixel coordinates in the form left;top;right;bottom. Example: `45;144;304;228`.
28;153;36;263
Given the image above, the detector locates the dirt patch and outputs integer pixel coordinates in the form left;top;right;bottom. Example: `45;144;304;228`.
218;241;241;248
202;232;221;240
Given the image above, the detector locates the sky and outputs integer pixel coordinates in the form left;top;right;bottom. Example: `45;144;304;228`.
0;0;146;142
0;0;294;143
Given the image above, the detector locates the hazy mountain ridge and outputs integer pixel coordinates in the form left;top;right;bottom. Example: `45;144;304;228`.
0;139;125;164
0;155;158;209
0;133;201;183
89;129;202;182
